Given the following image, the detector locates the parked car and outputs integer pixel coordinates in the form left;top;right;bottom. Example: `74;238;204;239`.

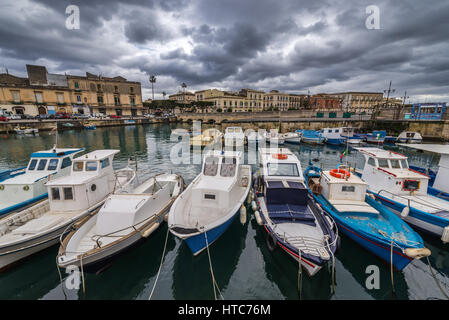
55;112;71;119
19;114;34;120
7;114;21;120
110;115;121;119
35;114;50;120
72;113;90;119
0;116;8;122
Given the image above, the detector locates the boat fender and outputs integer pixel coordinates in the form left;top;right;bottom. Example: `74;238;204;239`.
369;193;376;200
266;233;277;252
254;211;263;226
163;214;169;222
325;216;333;228
400;206;410;218
251;201;257;211
240;205;247;225
251;191;255;201
141;222;160;238
404;247;431;259
441;226;449;243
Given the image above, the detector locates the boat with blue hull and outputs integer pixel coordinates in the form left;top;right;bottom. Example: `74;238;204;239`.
252;147;338;276
0;147;84;217
304;165;430;270
356;147;449;244
365;130;386;144
169;151;252;255
398;144;449;201
320;128;344;145
296;130;325;145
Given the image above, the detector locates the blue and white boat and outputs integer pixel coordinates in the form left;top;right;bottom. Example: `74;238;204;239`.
0;147;84;217
168;151;252;255
396;131;422;144
398;143;449;201
296;129;325;145
356;147;449;244
304;165;430;270
282;132;301;145
320;128;344;145
252;147;338;276
365;130;386;144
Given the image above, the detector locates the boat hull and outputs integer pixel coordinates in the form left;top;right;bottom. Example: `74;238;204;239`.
184;210;238;255
372;193;448;239
302;137;324;145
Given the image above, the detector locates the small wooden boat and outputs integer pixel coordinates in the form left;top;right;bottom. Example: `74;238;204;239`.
14;126;38;135
253;147;338;276
0;150;135;271
282;132;301;144
169;151;251;255
57;173;184;270
190;128;223;148
83;121;96;130
304;165;430;270
297;129;324;145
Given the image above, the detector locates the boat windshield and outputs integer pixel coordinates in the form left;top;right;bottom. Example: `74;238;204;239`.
390;159;401;168
37;159;48;171
227;128;235;133
401;159;408;168
203;156;219;176
220;157;237;177
267;163;299;176
48;159;59;170
378;159;389;168
28;159;38;170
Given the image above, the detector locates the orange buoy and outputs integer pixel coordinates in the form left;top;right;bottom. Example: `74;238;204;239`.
272;153;288;160
330;168;351;179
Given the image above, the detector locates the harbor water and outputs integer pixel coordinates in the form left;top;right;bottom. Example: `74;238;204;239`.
0;123;448;300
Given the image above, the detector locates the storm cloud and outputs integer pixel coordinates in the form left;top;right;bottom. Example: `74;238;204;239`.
0;0;448;102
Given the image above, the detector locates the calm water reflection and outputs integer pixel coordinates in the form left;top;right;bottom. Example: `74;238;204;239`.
0;124;448;300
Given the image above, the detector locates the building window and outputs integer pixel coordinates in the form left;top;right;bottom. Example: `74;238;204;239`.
35;92;43;103
57;93;64;104
11;90;20;102
97;84;102;91
114;96;120;106
76;95;82;103
74;82;79;89
97;95;104;104
130;96;135;106
130;86;134;93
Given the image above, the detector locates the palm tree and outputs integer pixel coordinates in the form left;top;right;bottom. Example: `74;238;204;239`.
162;91;166;100
181;82;187;110
149;75;156;101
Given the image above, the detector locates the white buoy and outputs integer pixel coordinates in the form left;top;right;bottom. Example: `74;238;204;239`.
401;206;410;218
240;205;247;224
141;222;160;238
251;191;255;201
251;200;257;211
247;191;252;204
255;211;263;226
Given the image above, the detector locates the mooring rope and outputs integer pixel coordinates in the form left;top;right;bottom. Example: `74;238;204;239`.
55;256;67;300
390;240;396;296
297;249;302;300
204;230;224;300
326;238;336;295
426;256;449;300
148;225;170;300
80;254;86;297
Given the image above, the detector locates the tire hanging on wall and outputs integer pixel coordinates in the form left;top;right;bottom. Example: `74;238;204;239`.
266;232;277;252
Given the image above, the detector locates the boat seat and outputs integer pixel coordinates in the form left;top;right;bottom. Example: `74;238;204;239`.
329;199;379;215
267;203;316;226
11;215;65;235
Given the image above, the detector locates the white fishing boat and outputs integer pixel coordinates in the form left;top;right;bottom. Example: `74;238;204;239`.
396;131;423;144
282;132;301;145
340;127;363;145
0;150;136;271
190;128;223;148
356;147;449;243
246;129;266;146
224;127;245;148
57;172;183;269
252;147;338;276
265;130;285;145
169;151;252;255
0;147;84;217
14;126;38;135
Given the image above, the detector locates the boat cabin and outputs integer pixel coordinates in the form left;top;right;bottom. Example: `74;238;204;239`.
0;148;83;207
258;148;304;182
398;144;449;194
191;151;245;211
357;147;429;196
46;150;120;212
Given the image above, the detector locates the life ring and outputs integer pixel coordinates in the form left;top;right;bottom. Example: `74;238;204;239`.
272;153;288;160
330;168;350;179
266;233;277;252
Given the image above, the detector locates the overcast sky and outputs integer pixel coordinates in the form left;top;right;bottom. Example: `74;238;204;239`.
1;0;448;102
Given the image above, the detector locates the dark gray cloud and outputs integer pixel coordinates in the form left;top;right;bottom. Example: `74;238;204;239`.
0;0;447;102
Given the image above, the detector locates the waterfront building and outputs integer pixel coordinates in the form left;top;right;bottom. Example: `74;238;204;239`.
169;91;196;104
326;92;383;113
0;65;143;117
